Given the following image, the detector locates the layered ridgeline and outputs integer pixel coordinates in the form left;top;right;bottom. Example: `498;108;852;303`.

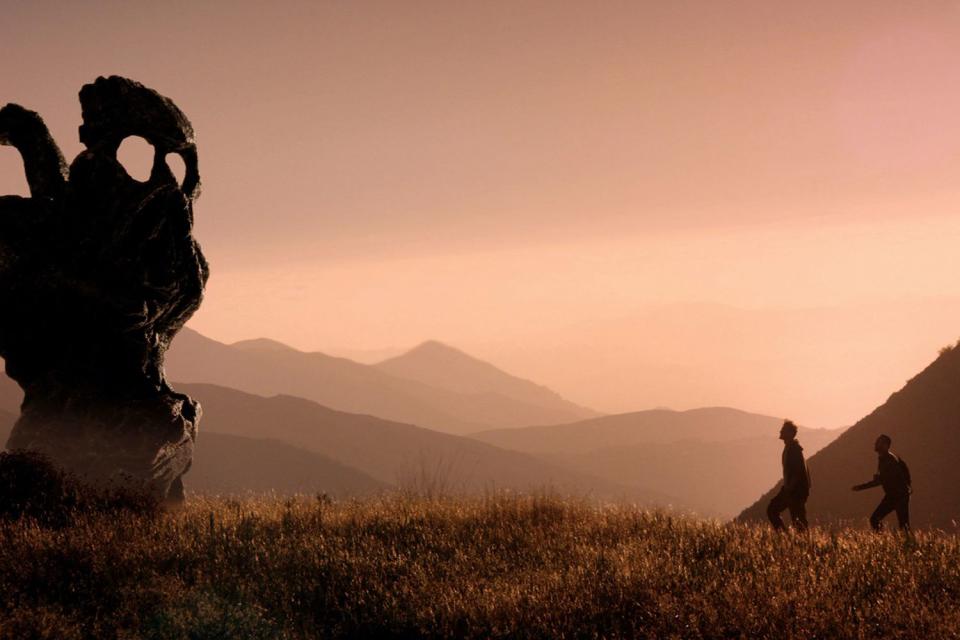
472;408;841;518
0;372;661;502
175;383;661;501
739;343;960;529
165;329;597;435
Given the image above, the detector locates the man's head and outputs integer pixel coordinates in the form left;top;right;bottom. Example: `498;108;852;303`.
874;434;892;454
779;420;798;442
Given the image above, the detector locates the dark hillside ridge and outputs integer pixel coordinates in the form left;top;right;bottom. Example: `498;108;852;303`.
189;432;387;496
739;345;960;529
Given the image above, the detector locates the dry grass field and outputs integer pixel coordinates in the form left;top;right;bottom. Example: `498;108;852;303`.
0;494;958;639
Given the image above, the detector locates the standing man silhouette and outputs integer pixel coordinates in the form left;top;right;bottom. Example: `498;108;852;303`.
767;420;810;531
851;434;911;531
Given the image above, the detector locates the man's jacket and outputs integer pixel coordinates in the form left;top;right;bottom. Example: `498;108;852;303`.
781;440;810;497
854;452;910;497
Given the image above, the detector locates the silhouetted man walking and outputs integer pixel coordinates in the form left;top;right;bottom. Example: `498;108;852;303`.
767;420;810;531
852;434;911;531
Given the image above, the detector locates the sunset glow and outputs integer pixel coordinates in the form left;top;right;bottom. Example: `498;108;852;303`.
3;1;960;428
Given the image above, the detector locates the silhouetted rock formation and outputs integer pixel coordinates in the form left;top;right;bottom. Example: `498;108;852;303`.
0;77;208;501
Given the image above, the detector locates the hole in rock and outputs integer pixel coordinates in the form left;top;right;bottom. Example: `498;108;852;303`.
166;153;186;187
0;146;30;196
117;136;154;182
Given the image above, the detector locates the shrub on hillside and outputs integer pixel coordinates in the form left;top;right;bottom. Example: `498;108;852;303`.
0;451;80;526
0;451;161;526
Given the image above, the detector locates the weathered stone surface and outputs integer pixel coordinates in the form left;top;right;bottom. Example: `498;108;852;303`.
0;77;209;501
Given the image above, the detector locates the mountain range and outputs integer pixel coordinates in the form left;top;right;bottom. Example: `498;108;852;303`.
177;382;662;501
0;368;656;502
4;328;957;525
165;329;598;435
740;343;960;529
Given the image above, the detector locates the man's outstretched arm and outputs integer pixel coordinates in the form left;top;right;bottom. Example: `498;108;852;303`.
852;474;880;491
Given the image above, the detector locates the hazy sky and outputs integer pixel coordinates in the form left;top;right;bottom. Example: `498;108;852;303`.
3;1;960;427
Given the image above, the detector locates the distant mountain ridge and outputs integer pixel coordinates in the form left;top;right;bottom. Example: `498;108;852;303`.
176;382;665;501
0;371;651;500
472;406;836;454
739;344;960;529
164;329;596;434
472;407;842;518
376;340;597;420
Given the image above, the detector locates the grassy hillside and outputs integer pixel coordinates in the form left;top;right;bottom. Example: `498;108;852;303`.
740;344;960;528
0;495;957;639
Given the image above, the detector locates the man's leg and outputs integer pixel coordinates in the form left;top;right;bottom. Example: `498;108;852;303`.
894;495;910;531
787;496;808;531
767;490;788;530
870;495;896;531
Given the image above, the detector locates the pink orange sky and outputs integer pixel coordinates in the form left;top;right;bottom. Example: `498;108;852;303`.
3;1;960;428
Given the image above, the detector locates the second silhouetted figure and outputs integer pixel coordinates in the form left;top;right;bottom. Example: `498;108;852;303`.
852;434;911;531
767;420;810;531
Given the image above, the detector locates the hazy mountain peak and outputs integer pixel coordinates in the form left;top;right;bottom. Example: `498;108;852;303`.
230;337;302;354
162;327;598;434
376;339;599;421
393;340;483;363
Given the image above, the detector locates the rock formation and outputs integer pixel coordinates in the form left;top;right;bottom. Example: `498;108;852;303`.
0;76;209;501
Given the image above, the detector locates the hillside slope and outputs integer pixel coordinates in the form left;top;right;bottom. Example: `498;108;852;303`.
189;432;388;496
739;344;960;529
